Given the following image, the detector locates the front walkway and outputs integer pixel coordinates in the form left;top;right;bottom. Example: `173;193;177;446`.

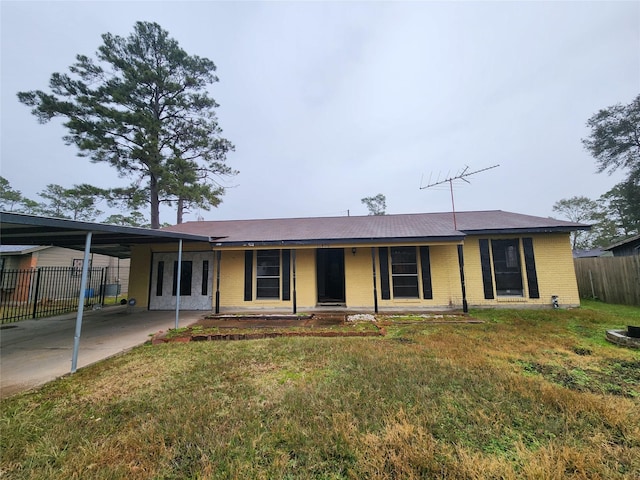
0;306;205;399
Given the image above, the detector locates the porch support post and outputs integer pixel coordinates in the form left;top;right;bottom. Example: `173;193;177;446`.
457;244;469;313
292;249;297;314
71;231;92;374
175;239;183;329
371;247;378;313
215;250;221;314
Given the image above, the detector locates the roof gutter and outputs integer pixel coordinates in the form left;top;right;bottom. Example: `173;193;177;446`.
461;226;590;235
211;235;466;248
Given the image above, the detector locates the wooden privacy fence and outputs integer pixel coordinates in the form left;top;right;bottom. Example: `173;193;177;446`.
574;256;640;306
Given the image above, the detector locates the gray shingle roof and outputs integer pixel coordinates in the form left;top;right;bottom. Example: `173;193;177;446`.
0;245;50;255
162;210;588;246
604;234;640;251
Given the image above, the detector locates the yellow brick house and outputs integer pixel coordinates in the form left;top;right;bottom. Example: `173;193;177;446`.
127;210;588;313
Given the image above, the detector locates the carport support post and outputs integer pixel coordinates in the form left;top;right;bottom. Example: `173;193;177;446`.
371;247;378;313
457;244;469;313
71;231;92;373
215;250;221;314
175;239;183;329
292;249;297;314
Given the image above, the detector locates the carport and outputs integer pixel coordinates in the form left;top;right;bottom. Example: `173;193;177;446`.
0;212;212;373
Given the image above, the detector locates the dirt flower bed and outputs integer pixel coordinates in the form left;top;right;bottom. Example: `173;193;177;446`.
383;313;483;324
150;312;486;344
151;314;385;344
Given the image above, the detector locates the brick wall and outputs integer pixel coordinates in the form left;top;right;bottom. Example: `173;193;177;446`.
463;233;579;308
129;233;581;312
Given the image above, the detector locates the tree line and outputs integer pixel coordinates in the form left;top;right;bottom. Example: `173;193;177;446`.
0;177;149;226
554;94;639;250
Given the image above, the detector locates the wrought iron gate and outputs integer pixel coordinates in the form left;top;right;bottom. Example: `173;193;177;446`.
0;267;108;324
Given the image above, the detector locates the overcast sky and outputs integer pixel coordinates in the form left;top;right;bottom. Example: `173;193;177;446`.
1;1;638;225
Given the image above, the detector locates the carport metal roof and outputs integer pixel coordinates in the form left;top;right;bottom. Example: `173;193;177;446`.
0;211;213;258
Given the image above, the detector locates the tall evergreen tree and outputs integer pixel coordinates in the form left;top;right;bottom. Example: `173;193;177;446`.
0;176;39;214
37;184;102;221
0;176;25;212
18;21;236;228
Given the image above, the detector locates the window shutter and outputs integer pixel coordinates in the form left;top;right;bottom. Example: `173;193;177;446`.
172;261;178;296
156;261;164;296
202;260;209;296
479;239;494;299
282;249;291;301
244;250;253;301
420;246;433;299
522;238;540;299
378;247;391;300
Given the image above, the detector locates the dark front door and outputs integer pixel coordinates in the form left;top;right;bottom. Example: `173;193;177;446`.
316;249;345;304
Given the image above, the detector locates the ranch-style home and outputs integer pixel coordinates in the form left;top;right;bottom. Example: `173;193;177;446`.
127;210;588;313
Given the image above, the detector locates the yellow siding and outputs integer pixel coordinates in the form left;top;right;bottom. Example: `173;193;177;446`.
217;250;246;308
344;247;374;308
372;244;463;311
463;233;580;307
128;245;152;308
130;233;580;312
217;244;466;311
462;237;487;306
430;245;464;308
294;249;317;308
218;248;317;311
525;233;580;306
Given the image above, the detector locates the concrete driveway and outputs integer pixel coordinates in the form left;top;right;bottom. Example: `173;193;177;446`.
0;306;205;399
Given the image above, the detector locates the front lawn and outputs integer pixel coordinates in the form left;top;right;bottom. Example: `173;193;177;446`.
1;300;639;479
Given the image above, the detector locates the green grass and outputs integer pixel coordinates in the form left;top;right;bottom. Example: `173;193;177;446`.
1;300;639;479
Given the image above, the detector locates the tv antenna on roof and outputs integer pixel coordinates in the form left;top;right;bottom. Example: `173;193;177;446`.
420;164;500;229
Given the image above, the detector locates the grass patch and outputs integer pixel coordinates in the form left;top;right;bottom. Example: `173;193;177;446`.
2;301;639;479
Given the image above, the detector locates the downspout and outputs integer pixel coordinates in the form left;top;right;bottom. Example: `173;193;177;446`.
71;231;93;373
175;239;183;329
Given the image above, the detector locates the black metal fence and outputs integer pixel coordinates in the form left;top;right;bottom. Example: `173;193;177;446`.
0;267;109;324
